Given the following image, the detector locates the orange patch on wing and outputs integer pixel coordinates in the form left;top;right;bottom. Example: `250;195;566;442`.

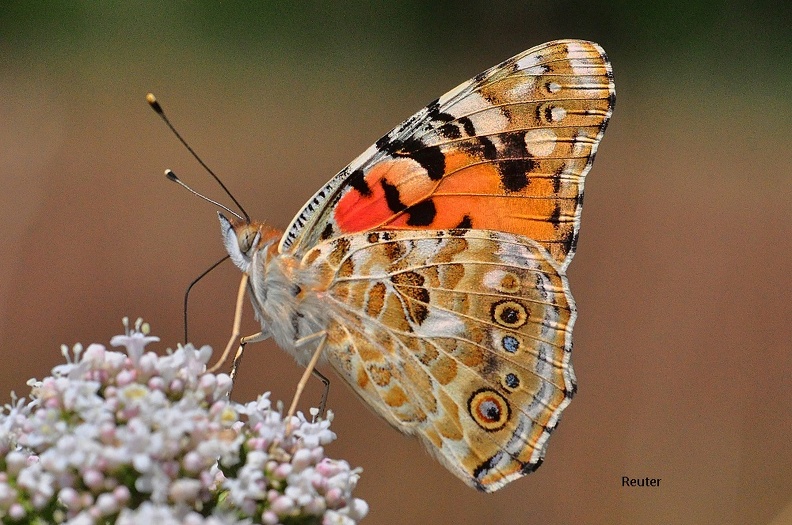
384;384;409;408
356;367;369;389
424;427;443;448
334;157;432;233
395;149;569;244
333;147;574;249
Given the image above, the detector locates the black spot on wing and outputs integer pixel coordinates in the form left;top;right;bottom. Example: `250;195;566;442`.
375;134;392;151
348;169;371;197
501;131;529;158
498;159;533;192
569;231;580;253
552;164;564;194
427;100;455;124
410;145;446;181
548;204;561;228
521;457;543;475
497;131;534;192
607;89;616;112
377;136;446;182
377;135;411;156
438;124;462;139
472;454;501;491
455;215;473;229
381;179;406;213
544;106;555;123
427;101;460;139
458;116;476;136
425;98;442;117
479;136;498;160
405;199;437;226
320;223;335;240
460;135;497;161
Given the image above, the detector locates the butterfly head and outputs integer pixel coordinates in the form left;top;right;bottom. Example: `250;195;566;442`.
218;212;281;273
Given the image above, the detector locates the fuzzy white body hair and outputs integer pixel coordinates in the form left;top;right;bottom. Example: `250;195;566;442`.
248;249;328;367
219;213;328;367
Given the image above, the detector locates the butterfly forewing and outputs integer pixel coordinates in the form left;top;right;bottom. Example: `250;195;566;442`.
280;40;614;270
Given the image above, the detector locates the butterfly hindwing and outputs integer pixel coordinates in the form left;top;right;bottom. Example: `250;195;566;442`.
280;40;614;270
301;229;576;491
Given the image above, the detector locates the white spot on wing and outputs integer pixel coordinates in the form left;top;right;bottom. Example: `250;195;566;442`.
567;41;590;75
496;240;541;270
506;77;537;99
414;307;466;338
524;128;557;157
483;269;507;290
446;92;508;134
572;129;591;156
515;53;541;70
522;66;547;76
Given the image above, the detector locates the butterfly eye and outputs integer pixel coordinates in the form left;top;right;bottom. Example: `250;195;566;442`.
237;227;260;255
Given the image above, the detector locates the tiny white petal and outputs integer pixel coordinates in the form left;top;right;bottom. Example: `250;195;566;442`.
96;492;119;514
169;478;202;503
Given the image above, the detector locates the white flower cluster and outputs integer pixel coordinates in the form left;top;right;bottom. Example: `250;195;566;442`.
0;318;367;524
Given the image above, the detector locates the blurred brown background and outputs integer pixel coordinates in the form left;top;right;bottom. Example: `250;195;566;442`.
1;2;791;524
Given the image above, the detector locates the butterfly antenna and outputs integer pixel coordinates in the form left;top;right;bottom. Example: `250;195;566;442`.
183;255;230;344
147;93;250;222
165;169;245;221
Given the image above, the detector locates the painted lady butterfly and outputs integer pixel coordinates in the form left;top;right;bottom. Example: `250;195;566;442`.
216;40;614;491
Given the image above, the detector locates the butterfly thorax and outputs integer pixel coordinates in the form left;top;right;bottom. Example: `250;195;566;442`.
219;213;330;366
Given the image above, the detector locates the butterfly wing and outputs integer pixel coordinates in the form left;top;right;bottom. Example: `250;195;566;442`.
280;39;614;270
303;230;575;491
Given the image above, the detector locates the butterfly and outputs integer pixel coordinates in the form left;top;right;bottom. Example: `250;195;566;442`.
216;39;614;492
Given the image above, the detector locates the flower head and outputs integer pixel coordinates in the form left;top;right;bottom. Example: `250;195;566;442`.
0;319;367;524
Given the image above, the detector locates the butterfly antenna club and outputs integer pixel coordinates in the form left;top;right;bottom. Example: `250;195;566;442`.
147;93;250;222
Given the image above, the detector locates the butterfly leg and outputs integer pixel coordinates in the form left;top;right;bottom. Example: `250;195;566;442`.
311;368;330;420
230;330;269;382
208;273;249;373
286;334;327;426
293;331;331;419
